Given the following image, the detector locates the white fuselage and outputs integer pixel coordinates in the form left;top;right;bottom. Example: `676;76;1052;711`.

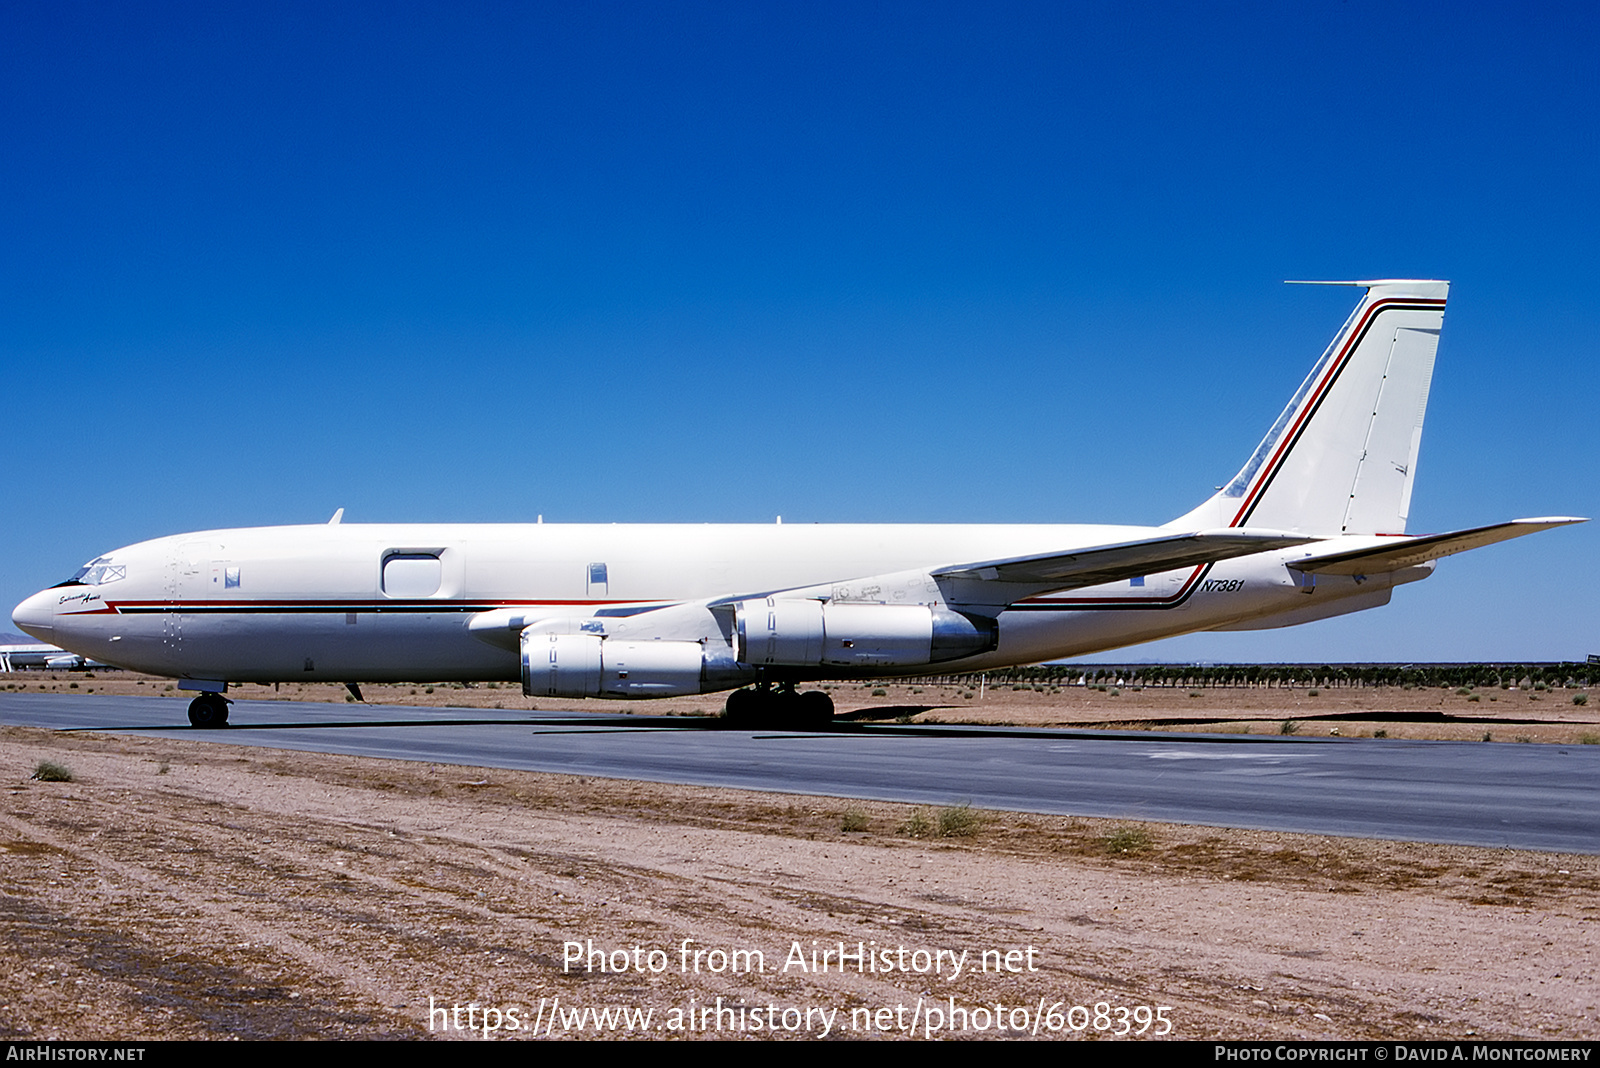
28;281;1561;705
12;521;1424;686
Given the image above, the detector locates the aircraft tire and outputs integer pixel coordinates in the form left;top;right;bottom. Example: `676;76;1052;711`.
795;690;834;730
722;687;759;726
724;687;833;730
187;693;230;729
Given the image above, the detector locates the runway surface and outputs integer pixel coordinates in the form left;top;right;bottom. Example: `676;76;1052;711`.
4;693;1597;853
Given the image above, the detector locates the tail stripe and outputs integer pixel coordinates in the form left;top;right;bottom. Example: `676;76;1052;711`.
1227;297;1446;529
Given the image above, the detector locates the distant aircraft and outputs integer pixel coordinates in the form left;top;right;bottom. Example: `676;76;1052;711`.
12;280;1582;728
0;642;100;672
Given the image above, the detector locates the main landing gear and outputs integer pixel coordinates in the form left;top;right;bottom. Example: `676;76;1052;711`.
187;692;231;728
722;683;835;730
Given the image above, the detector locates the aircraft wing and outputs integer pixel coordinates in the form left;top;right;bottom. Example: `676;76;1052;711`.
469;528;1318;649
933;529;1318;593
1286;517;1586;576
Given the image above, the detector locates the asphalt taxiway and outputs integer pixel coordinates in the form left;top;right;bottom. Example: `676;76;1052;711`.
3;693;1596;853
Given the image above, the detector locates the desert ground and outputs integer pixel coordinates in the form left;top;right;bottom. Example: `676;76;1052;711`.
1;675;1597;1041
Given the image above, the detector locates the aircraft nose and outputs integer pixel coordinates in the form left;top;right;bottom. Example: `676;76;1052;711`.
12;589;56;642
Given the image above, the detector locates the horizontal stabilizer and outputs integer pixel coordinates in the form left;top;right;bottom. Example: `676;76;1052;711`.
934;529;1317;592
1287;518;1585;576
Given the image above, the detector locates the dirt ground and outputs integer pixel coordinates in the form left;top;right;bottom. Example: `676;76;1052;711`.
1;679;1597;1041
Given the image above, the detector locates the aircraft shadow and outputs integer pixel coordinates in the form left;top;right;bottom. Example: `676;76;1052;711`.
73;709;1355;744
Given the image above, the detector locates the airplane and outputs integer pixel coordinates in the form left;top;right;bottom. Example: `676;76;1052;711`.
0;642;102;672
11;279;1583;729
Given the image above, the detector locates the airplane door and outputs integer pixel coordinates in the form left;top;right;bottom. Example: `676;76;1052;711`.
163;548;181;665
167;541;211;672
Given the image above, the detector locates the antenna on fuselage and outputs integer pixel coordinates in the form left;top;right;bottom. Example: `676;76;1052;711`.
328;508;344;525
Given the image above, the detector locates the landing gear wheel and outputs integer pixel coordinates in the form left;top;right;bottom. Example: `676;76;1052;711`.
723;686;834;730
795;690;835;730
723;687;760;726
187;692;230;728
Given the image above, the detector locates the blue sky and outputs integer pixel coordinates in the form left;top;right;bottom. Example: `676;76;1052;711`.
4;2;1596;662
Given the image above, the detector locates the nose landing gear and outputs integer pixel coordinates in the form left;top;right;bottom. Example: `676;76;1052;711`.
187;692;231;728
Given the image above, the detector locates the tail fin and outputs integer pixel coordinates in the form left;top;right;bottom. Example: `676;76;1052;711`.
1171;279;1448;536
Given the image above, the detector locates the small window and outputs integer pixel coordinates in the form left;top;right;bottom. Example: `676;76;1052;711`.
587;562;608;596
383;554;442;597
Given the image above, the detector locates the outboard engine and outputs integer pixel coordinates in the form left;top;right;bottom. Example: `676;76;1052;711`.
520;631;752;698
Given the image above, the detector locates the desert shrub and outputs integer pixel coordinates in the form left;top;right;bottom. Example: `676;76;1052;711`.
1103;826;1152;854
898;810;932;838
937;803;981;838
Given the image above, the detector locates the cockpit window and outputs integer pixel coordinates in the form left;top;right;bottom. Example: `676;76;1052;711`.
61;558;127;586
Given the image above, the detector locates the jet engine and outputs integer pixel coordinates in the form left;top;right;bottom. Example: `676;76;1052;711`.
520;631;754;699
733;598;997;668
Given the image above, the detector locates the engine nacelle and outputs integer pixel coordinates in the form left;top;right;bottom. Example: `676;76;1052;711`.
733;598;997;668
521;632;715;698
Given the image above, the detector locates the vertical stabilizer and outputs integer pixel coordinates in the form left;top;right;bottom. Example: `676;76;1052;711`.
1171;280;1448;536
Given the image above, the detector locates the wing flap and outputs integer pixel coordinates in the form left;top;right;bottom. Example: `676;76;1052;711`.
1286;517;1585;576
933;529;1318;592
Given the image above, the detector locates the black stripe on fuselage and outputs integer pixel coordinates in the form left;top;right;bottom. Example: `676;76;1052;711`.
106;601;672;615
1006;563;1216;612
